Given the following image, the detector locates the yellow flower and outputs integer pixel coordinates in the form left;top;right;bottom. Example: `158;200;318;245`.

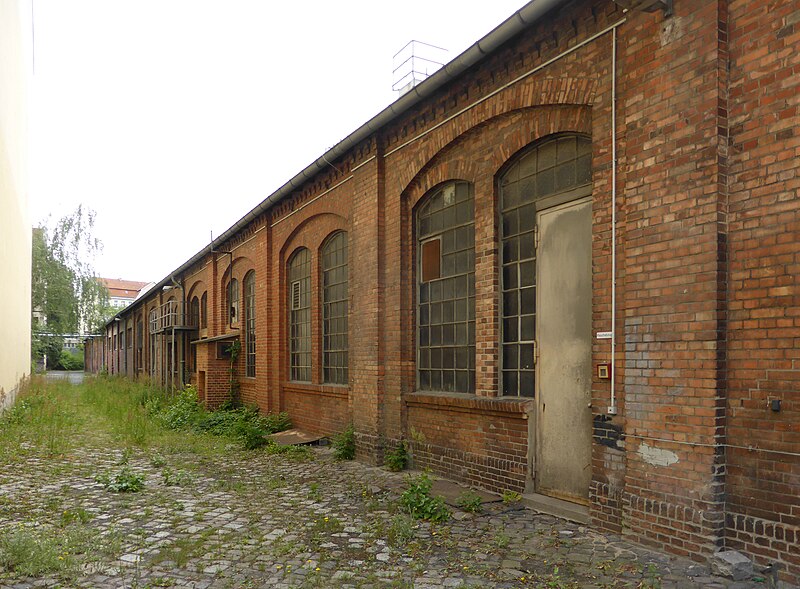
315;567;321;571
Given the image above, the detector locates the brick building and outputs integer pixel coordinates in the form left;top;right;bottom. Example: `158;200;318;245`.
86;0;800;582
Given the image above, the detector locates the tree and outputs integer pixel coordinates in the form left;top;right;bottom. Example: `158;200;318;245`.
31;206;111;368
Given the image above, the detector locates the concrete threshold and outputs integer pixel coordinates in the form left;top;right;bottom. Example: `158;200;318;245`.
523;492;589;524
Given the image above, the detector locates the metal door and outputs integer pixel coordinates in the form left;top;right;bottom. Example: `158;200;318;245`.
534;197;592;503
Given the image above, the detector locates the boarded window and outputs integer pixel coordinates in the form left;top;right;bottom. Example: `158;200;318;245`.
421;239;441;282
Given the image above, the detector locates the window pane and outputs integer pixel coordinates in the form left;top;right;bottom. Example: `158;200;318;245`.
499;134;591;396
288;249;311;382
416;181;475;393
322;232;348;384
244;272;256;377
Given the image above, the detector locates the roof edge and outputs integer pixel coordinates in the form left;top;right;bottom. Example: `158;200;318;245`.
106;0;568;326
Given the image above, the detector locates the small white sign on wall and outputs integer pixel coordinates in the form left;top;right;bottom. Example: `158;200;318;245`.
596;331;613;340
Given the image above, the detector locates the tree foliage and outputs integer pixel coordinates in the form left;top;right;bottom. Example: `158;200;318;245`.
31;206;111;366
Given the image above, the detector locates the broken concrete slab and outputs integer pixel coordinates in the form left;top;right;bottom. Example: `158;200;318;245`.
710;550;753;581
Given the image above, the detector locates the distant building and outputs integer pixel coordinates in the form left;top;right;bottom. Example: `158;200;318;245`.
101;278;149;309
0;0;32;409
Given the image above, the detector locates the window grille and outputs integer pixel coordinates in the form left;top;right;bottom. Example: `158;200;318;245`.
322;232;348;385
499;133;592;397
416;181;475;393
288;248;311;381
244;271;256;378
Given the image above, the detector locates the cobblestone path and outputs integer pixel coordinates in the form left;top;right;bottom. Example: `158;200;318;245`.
0;442;775;588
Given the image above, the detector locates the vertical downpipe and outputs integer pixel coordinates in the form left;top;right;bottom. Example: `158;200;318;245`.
609;27;618;415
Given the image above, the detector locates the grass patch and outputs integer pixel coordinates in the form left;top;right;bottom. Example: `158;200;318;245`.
0;523;121;579
0;379;77;459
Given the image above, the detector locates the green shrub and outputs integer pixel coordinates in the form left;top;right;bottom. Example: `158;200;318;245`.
332;424;356;461
193;406;290;449
56;349;84;371
237;421;269;450
400;473;450;522
159;386;202;430
384;440;409;471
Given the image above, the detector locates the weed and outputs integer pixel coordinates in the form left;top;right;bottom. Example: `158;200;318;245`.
308;482;322;501
60;507;92;526
149;452;167;467
399;473;450;522
502;490;522;503
265;441;313;460
152;533;212;568
332;424;355;461
96;465;145;492
455;489;483;513
387;513;416;546
494;531;511;549
161;467;193;487
0;527;69;576
159;386;202;430
384;440;409;472
638;563;662;589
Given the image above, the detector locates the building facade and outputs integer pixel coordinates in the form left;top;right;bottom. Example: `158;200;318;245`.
87;0;800;582
0;0;32;410
101;278;150;309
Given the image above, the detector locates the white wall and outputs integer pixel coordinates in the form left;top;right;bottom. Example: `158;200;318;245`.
0;0;32;408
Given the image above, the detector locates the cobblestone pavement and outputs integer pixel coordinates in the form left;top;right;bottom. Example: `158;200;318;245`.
0;442;778;589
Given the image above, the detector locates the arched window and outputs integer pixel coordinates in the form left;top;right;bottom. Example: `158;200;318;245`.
190;296;200;328
200;292;208;329
227;278;239;325
136;317;143;370
321;232;348;385
288;248;311;381
499;133;592;396
416;181;475;393
244;271;256;378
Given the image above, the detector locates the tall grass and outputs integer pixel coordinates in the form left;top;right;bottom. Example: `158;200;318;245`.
0;378;76;459
0;375;295;460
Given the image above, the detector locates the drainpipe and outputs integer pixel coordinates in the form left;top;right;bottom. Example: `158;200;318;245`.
609;27;618;415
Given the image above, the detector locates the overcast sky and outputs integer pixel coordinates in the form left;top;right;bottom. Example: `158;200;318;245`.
30;0;528;283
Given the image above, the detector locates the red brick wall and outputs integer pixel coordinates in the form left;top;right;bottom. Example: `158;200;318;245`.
99;1;799;581
725;0;800;581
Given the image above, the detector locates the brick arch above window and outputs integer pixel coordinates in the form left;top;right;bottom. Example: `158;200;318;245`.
399;105;593;200
186;279;208;302
277;212;347;262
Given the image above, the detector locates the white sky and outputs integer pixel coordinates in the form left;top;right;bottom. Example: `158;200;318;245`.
30;0;528;283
